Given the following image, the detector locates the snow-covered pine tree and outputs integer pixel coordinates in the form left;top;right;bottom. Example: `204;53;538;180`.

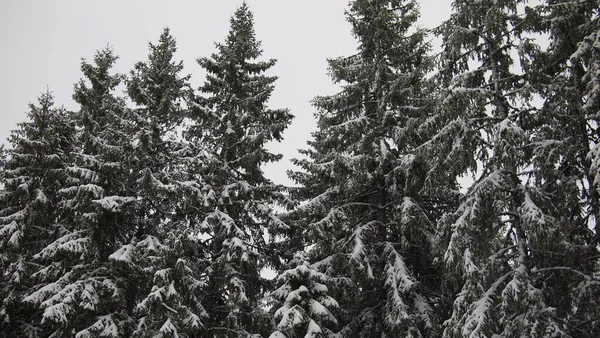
22;48;138;337
0;92;75;337
123;28;209;337
288;0;443;336
522;0;600;335
189;2;293;337
433;0;564;336
268;251;339;338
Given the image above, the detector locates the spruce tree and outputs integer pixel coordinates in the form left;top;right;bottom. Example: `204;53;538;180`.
189;2;293;337
0;92;75;337
288;0;442;336
433;0;573;336
268;252;339;338
122;28;208;337
22;48;137;337
522;0;600;335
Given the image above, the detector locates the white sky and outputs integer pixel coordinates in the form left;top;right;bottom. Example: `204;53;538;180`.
0;0;452;185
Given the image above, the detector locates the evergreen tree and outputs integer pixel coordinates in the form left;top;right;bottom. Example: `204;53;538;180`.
433;0;576;336
289;0;442;336
0;92;75;337
269;252;339;338
122;28;209;337
189;2;293;336
22;48;137;337
522;0;600;335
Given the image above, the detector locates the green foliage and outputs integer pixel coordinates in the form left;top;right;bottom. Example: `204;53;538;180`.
288;1;445;337
188;3;293;337
0;91;75;338
1;1;599;337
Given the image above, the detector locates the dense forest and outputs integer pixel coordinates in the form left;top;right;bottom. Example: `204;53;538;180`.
1;0;599;337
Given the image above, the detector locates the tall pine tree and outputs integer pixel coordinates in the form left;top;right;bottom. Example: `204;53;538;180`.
433;0;577;335
0;92;75;337
22;48;137;337
522;0;600;335
288;0;443;336
122;28;208;337
189;3;293;337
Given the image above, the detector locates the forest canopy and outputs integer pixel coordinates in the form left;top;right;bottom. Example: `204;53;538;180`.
1;0;599;337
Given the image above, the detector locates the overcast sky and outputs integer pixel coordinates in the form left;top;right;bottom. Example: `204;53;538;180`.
0;0;452;185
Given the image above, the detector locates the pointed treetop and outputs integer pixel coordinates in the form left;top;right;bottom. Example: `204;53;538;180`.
28;90;54;119
148;27;178;67
347;0;421;55
127;27;189;121
223;2;262;60
73;47;123;108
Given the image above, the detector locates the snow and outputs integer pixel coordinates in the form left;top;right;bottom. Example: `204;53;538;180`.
269;331;287;338
34;189;48;204
285;285;309;303
274;304;290;319
385;244;415;292
80;283;98;310
272;284;291;300
136;286;163;312
309;299;336;323
93;195;136;212
0;209;26;224
42;302;71;326
138;235;168;253
109;244;136;264
100;317;120;337
463;272;512;337
312;282;328;293
463;248;478;275
154;268;171;282
277;305;306;330
224;237;247;253
351;223;369;260
279;264;310;282
400;197;417;224
166;281;178;298
23;281;62;305
570;31;595;60
7;228;22;247
75;315;119;338
183;311;203;329
305;320;323;338
320;296;339;309
519;191;548;226
66;166;99;183
77;184;105;198
413;294;433;328
35;231;90;259
159;318;179;338
496;118;523;137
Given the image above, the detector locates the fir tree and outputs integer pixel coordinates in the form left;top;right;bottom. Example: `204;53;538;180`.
189;3;293;337
0;92;75;337
289;0;442;336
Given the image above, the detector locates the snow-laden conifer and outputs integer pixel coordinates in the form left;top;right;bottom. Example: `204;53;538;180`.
23;49;137;337
288;0;443;336
269;252;338;338
189;3;293;336
0;92;75;337
122;28;209;337
433;0;571;336
520;0;600;335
